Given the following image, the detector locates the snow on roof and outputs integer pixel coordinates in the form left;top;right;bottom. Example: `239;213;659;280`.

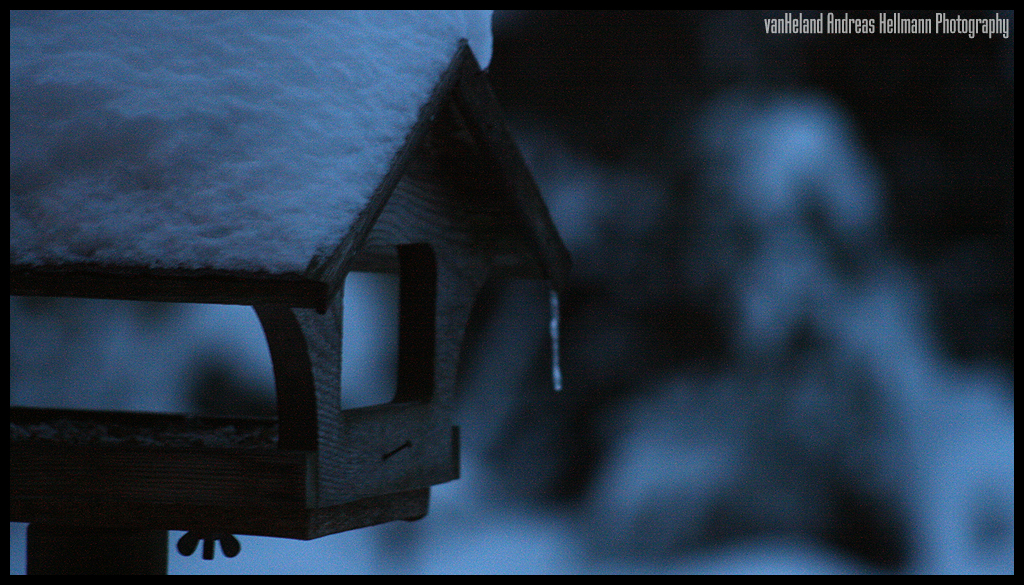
10;10;494;274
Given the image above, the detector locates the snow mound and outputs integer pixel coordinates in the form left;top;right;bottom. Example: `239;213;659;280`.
10;10;493;273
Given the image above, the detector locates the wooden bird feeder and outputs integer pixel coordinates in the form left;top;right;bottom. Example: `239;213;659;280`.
10;41;569;573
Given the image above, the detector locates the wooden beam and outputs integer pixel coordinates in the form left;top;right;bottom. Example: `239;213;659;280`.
17;491;430;542
11;440;314;509
10;263;329;310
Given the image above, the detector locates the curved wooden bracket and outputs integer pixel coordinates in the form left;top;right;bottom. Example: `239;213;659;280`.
252;303;330;452
252;243;471;508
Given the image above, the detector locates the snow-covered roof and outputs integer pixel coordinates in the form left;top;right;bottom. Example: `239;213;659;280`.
10;11;494;275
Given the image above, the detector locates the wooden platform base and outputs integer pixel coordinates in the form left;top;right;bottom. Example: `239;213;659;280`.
11;406;445;540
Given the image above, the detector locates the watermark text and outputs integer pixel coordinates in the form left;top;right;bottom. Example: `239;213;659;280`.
763;12;1011;39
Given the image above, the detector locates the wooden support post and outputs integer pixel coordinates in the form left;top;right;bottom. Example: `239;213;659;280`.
396;243;437;403
26;523;168;575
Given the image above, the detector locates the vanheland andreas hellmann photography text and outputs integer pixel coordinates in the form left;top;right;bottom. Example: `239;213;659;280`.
764;12;1011;39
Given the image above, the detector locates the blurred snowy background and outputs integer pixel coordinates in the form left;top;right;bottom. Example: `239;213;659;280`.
10;10;1013;574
